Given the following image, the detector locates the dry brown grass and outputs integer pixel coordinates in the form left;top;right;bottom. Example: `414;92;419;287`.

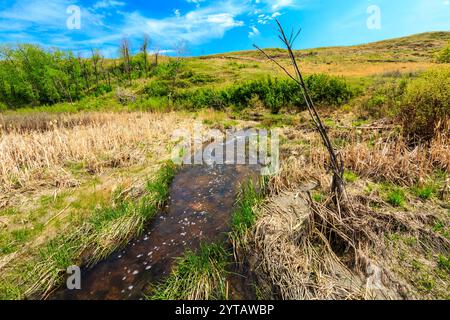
242;121;449;300
250;192;366;300
0;112;114;133
0;112;191;208
247;187;449;300
276;126;449;190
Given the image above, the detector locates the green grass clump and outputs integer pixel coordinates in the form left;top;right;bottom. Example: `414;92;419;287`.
412;185;436;200
312;192;326;203
343;170;359;183
386;188;406;207
230;182;262;241
433;221;449;238
437;255;450;273
0;233;16;255
172;75;353;114
149;243;229;300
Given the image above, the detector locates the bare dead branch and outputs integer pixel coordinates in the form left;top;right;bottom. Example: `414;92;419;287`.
255;19;348;204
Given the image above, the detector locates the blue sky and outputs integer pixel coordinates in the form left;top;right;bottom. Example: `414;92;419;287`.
0;0;449;57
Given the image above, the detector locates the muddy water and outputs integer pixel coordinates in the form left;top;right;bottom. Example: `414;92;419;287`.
51;132;261;300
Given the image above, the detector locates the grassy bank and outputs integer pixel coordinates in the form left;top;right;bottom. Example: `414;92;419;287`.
0;161;176;299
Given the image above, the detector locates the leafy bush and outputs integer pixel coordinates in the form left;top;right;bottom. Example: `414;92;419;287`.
177;75;353;113
144;81;171;97
179;88;227;110
305;74;354;106
399;68;450;140
436;41;450;63
358;78;409;119
155;60;185;80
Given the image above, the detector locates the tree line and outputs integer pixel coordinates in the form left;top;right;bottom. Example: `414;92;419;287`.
0;36;160;108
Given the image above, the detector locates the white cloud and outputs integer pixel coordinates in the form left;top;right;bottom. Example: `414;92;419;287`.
248;25;260;38
256;0;297;11
0;0;105;32
256;11;283;24
0;0;301;55
0;0;68;26
186;0;206;8
270;0;294;10
250;0;296;25
93;0;126;10
116;2;247;46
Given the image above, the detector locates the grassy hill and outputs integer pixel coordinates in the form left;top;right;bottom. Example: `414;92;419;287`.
186;31;450;80
1;31;449;112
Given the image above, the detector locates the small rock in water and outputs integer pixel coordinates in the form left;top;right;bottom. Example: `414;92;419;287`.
132;270;139;275
136;254;143;258
145;266;152;270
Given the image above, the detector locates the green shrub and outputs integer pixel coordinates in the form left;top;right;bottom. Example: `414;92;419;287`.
358;78;408;119
188;74;215;85
176;75;353;113
154;60;185;80
436;41;450;63
399;68;450;140
180;88;227;110
144;81;171;97
305;74;354;106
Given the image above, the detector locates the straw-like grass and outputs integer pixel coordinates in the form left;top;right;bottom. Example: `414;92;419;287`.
0;112;190;208
240;123;449;300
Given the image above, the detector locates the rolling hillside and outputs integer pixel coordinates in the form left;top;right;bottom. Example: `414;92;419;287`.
187;31;450;80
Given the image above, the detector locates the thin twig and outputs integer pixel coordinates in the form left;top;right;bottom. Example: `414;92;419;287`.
254;19;347;203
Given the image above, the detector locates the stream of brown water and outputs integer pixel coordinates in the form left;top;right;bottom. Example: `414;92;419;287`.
51;131;261;300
